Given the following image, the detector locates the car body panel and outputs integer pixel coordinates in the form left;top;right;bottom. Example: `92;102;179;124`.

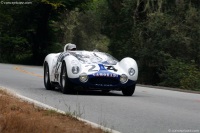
44;50;138;91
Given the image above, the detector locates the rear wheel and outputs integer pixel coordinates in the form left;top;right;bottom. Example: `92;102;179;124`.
44;62;53;90
122;84;136;96
60;62;73;94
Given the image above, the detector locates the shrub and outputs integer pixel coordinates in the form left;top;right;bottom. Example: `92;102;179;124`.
159;58;200;91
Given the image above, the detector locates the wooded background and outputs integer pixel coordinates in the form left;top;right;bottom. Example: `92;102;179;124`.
0;0;200;91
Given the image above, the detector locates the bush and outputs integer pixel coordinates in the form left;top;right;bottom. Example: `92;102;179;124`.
159;58;200;91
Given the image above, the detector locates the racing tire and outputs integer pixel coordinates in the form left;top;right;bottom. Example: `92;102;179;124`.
122;84;136;96
44;62;53;90
60;62;73;94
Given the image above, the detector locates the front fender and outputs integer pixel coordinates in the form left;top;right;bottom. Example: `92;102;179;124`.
62;55;81;79
119;57;138;81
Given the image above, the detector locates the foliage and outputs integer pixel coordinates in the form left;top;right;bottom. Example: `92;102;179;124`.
0;0;200;90
0;0;92;65
50;0;109;52
101;0;200;90
0;2;32;63
159;58;200;91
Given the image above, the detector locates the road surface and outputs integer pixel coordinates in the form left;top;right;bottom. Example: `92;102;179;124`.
0;63;200;133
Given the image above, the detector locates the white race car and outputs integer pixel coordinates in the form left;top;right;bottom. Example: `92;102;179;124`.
44;44;138;96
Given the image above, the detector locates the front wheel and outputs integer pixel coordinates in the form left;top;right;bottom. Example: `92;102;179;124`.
122;84;136;96
60;62;74;94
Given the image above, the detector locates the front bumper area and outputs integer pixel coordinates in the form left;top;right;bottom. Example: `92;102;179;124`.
69;76;135;90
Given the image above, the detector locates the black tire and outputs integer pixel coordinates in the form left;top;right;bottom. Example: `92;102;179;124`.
44;62;53;90
60;62;73;94
122;84;136;96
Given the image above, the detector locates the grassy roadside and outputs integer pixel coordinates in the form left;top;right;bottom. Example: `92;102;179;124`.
0;88;105;133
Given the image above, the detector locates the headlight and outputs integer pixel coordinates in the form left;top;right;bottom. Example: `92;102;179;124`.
79;73;88;83
72;66;80;74
120;74;128;84
128;68;135;76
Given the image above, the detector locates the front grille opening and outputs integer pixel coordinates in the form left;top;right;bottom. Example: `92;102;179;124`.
89;77;119;85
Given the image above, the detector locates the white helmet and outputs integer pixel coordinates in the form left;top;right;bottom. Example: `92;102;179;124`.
64;43;76;51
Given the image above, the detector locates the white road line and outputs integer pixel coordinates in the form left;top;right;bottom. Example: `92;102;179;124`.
0;87;121;133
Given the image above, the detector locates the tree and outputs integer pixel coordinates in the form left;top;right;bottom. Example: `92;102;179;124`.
0;0;92;65
50;0;109;52
100;0;200;88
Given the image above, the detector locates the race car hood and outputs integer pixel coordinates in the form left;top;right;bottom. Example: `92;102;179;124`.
68;51;118;65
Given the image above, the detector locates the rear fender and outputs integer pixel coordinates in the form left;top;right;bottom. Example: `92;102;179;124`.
44;53;60;81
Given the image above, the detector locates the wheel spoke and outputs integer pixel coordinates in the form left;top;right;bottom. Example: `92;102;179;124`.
60;63;73;94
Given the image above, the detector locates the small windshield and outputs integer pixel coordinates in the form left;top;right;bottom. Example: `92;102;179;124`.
70;51;118;65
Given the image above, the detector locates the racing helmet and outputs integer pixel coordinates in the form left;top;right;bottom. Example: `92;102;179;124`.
64;43;76;51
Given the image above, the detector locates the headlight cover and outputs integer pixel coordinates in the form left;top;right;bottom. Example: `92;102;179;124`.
72;66;80;74
128;68;135;76
79;73;88;83
120;74;128;84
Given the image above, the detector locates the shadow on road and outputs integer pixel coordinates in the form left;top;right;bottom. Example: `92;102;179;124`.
35;87;142;97
44;87;128;97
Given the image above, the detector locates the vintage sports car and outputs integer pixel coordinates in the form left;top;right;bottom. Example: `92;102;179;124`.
44;43;138;96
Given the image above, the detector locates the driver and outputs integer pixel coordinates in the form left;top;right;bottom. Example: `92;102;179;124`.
66;43;76;51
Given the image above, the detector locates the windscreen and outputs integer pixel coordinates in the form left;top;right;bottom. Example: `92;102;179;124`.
70;51;118;65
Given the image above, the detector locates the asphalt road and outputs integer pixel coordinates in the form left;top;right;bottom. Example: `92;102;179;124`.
0;63;200;133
